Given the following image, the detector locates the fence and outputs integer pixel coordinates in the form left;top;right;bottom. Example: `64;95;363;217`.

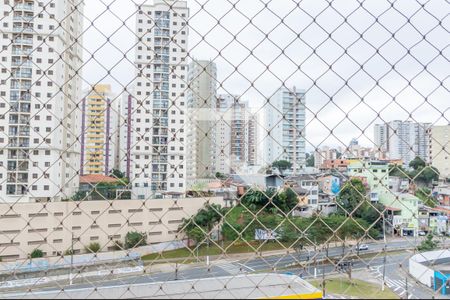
0;0;449;298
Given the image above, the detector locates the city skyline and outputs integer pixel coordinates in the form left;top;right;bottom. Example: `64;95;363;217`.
81;0;449;151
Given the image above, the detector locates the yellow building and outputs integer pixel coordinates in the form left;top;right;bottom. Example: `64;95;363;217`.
81;84;117;175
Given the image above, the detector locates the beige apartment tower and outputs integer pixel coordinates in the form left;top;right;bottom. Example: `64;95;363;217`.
430;125;450;180
186;60;217;179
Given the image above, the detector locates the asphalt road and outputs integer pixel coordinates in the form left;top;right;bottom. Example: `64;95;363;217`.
3;238;433;296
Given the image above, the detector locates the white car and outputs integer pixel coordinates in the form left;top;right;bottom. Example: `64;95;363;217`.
357;244;369;251
418;231;427;236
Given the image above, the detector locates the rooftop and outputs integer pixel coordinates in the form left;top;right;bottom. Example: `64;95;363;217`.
80;175;120;184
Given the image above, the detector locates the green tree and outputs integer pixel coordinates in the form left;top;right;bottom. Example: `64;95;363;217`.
179;204;224;246
30;249;44;259
215;172;227;180
188;227;207;245
336;178;368;216
414;166;440;185
418;234;439;252
85;242;101;253
306;153;315;167
359;203;386;230
111;169;126;179
271;160;293;174
409;156;426;171
416;187;438;208
71;191;87;201
125;231;147;249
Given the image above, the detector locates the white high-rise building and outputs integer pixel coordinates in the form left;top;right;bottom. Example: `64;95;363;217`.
263;87;306;174
374;120;431;166
186;60;217;180
0;0;84;202
118;88;135;180
214;95;257;175
132;0;189;199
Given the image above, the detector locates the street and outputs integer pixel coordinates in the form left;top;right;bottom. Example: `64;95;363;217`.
2;237;442;299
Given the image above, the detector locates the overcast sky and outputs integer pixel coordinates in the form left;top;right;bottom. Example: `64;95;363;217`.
80;0;449;152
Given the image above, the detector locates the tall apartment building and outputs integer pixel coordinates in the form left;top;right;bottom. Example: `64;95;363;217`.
0;0;84;202
214;95;257;174
132;0;189;199
429;125;450;179
374;121;431;166
80;84;118;176
118;88;135;180
263;86;306;174
186;60;217;179
247;112;259;167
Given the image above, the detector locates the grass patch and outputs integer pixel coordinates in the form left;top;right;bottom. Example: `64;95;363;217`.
310;278;399;299
142;241;291;262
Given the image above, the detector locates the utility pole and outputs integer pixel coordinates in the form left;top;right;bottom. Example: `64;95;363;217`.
382;216;387;291
175;262;178;281
70;232;74;285
349;259;353;280
406;276;409;299
322;259;326;298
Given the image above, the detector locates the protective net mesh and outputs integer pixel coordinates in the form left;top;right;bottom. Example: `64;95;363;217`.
0;0;449;299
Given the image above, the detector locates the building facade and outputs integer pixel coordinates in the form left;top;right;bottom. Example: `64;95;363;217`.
215;95;257;175
374;121;431;166
80;84;117;176
264;86;306;173
118;89;134;179
0;0;84;202
0;196;224;261
429;125;450;180
132;0;189;199
186;60;217;180
314;146;341;169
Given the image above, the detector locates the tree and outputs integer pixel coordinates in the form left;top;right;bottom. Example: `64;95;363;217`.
336;178;367;217
187;227;207;245
271;160;293;174
85;242;101;253
30;249;44;259
416;187;438;208
409;156;426;171
418;234;439;252
306;153;315;167
125;231;147;249
71;191;87;201
179;204;224;246
110;169;125;179
215;172;227;180
414;166;440;185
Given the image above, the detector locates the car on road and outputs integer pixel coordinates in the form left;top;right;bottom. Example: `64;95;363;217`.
356;244;369;251
418;231;427;236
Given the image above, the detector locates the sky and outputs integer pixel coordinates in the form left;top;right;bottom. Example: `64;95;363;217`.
80;0;449;152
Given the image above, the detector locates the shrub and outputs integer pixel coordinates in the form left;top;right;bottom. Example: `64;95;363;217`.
30;249;44;259
125;231;147;249
85;242;101;253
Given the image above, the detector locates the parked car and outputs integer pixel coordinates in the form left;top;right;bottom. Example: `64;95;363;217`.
356;244;369;251
418;231;427;236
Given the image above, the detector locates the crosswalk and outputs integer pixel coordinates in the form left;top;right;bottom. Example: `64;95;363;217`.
215;262;247;275
369;266;415;299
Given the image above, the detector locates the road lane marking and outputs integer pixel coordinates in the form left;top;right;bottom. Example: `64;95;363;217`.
237;263;255;272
